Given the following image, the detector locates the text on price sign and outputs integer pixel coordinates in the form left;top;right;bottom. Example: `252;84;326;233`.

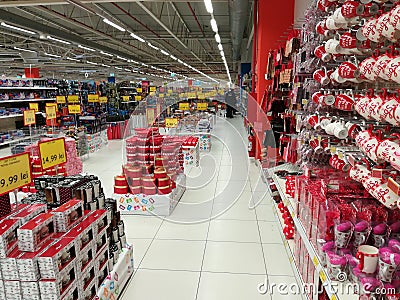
165;118;178;128
0;153;31;196
23;110;36;126
39;138;67;170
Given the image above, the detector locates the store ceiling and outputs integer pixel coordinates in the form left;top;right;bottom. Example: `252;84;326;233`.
0;0;254;83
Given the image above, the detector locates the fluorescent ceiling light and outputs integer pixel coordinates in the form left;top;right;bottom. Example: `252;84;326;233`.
218;43;223;51
151;66;156;69
13;47;36;53
115;67;123;70
142;63;148;67
86;61;97;65
204;0;214;14
215;33;221;43
1;22;36;35
132;69;138;72
78;44;95;52
101;64;110;67
125;68;130;71
47;35;70;45
170;55;177;60
117;56;128;61
220;50;225;57
177;59;183;64
44;52;61;58
147;43;159;50
100;51;113;57
103;18;125;32
210;19;218;33
130;33;145;43
160;49;169;56
66;57;80;61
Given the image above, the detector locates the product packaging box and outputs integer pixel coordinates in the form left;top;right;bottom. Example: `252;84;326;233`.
10;204;47;226
0;219;19;258
78;276;96;300
0;279;5;300
74;240;95;275
86;209;108;237
4;279;21;300
95;229;108;255
50;199;84;232
17;213;55;252
64;218;94;252
0;247;21;280
95;246;109;273
20;281;40;300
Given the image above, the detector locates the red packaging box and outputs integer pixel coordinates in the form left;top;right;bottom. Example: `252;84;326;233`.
95;244;109;273
78;276;96;300
86;210;108;237
0;219;19;258
10;204;47;226
64;218;94;252
94;229;108;255
78;263;96;293
60;281;79;300
95;257;109;288
17;242;53;282
50;199;84;232
74;240;95;275
17;213;55;252
38;237;77;279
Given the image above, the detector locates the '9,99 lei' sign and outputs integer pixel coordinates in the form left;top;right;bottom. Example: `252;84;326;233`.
39;137;67;170
0;153;31;196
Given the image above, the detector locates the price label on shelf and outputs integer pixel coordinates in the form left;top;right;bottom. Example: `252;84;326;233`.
39;138;67;170
198;94;205;100
68;95;79;103
168;89;173;94
319;271;327;283
56;96;66;104
179;102;190;110
0;153;31;196
136;88;142;93
301;99;308;105
99;96;108;104
210;91;217;97
122;96;130;102
197;103;208;110
313;256;319;267
187;92;196;99
29;102;39;112
88;94;99;102
46;102;57;108
134;96;141;101
165;118;178;128
45;106;57;120
150;86;156;92
150;92;156;96
23;110;36;126
159;94;164;98
68;104;81;114
218;89;225;95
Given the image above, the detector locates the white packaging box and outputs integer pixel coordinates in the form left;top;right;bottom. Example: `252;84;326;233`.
0;219;20;258
50;199;84;233
85;210;108;237
64;218;94;252
20;281;40;299
74;240;95;275
94;229;108;255
95;245;109;274
4;279;21;300
60;281;79;300
10;204;47;226
0;279;6;300
0;247;21;280
78;276;96;300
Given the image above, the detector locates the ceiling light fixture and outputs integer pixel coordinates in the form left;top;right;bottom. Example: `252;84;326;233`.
100;51;113;57
66;57;80;61
117;56;128;61
220;50;225;57
130;33;145;43
44;52;61;58
204;0;214;14
1;22;36;35
160;49;169;56
13;47;36;53
215;33;221;43
124;68;130;72
78;44;95;52
210;19;218;33
147;43;159;50
103;18;125;32
218;44;223;51
86;61;97;65
170;55;177;60
101;64;110;67
47;35;71;45
115;67;123;70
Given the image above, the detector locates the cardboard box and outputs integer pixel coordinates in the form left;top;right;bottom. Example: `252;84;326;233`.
74;240;95;275
51;199;84;233
0;219;19;258
20;281;40;300
4;279;21;300
94;229;108;255
0;247;21;280
10;204;47;226
64;218;94;252
79;276;96;300
17;213;55;252
95;246;109;273
85;210;108;237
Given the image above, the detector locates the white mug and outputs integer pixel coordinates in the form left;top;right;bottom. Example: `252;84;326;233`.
357;245;379;274
325;38;342;54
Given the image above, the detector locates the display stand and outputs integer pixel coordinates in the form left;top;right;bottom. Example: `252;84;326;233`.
95;245;134;300
182;142;199;173
87;129;108;153
115;174;186;216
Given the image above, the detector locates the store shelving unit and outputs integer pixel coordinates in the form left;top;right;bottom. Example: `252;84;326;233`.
0;86;57;90
0;98;56;103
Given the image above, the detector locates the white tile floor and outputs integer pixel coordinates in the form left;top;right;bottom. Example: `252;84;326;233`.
81;116;301;299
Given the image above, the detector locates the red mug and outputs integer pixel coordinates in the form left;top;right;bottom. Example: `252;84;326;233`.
334;93;355;111
307;115;319;129
312;91;323;104
314;45;332;62
341;1;364;18
313;68;330;85
340;32;357;49
361;2;379;18
338;61;360;79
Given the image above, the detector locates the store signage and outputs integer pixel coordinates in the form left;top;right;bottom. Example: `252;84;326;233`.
122;96;130;102
68;105;81;114
146;108;155;126
179;102;190;110
88;94;99;103
136;88;142;93
218;89;225;95
165;118;178;128
56;96;66;104
135;96;142;101
23;110;36;126
187;92;196;99
159;94;164;98
197;94;205;100
196;103;208;110
46;102;57;108
168;89;173;94
99;97;108;103
29;102;39;112
68;95;79;103
39;137;67;170
45;106;57;120
0;153;32;196
150;86;156;92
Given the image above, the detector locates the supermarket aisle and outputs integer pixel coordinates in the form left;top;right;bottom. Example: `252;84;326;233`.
83;117;301;300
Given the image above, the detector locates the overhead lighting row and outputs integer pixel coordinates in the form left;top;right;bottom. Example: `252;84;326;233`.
203;0;231;83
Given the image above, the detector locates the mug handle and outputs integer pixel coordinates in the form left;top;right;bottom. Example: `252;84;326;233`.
356;251;364;271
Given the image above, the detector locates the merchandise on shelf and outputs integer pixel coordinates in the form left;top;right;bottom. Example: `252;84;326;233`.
87;129;108;153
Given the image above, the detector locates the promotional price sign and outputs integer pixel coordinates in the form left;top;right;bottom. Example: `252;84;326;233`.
56;96;66;104
99;96;108;104
29;102;39;112
136;88;142;93
218;89;225;95
45;106;57;120
0;153;32;196
122;96;130;102
187;92;196;99
179;102;190;110
198;94;205;100
68;105;81;114
165;118;178;128
68;95;79;103
46;102;57;108
135;96;142;101
197;103;208;110
88;94;99;103
23;110;36;126
159;94;164;98
149;86;156;92
39;137;67;170
146;108;155;126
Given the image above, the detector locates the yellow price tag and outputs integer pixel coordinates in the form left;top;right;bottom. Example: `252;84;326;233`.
135;96;142;101
198;94;205;100
46;102;57;108
150;92;156;96
122;96;130;102
23;110;36;126
99;96;108;104
302;99;308;105
331;296;337;300
88;94;99;102
210;91;217;97
179;102;190;110
29;102;39;112
165;117;178;128
166;93;171;97
146;108;155;125
218;89;225;95
39;138;67;170
338;152;344;160
68;95;79;103
204;92;212;98
319;271;327;283
330;146;336;154
168;89;173;94
68;104;81;114
150;86;156;92
45;106;57;120
187;92;196;99
197;103;208;110
313;256;319;267
136;88;142;93
56;96;66;104
159;94;164;98
0;153;31;196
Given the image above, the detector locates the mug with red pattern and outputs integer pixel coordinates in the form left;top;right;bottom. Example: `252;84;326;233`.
313;68;330;85
341;1;365;18
334;93;355;111
338;60;360;79
314;45;332;62
339;32;358;49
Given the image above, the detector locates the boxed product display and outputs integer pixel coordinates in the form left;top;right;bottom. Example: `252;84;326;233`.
50;199;84;232
0;219;19;258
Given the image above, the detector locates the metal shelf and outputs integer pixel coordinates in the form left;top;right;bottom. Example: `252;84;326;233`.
0;86;57;90
0;133;41;147
0;98;56;103
0;114;22;119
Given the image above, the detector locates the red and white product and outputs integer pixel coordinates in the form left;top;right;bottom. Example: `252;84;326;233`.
95;245;108;273
95;256;109;288
0;248;21;280
64;218;94;252
61;281;79;300
78;263;96;295
50;199;84;232
17;242;52;282
78;274;97;300
17;213;55;252
74;240;95;275
0;279;5;300
85;210;108;237
4;279;21;300
20;281;41;300
10;204;47;226
38;237;77;279
0;219;19;258
95;228;108;254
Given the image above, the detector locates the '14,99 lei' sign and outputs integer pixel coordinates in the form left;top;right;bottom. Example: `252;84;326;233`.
39;137;67;170
0;153;31;196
